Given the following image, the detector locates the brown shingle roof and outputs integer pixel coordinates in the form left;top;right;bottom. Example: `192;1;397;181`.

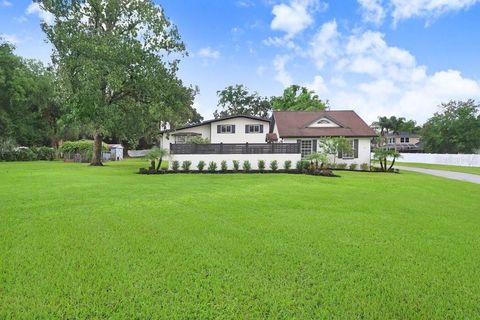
273;110;377;138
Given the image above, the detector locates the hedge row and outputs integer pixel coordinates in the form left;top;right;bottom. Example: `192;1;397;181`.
0;146;56;161
59;140;109;154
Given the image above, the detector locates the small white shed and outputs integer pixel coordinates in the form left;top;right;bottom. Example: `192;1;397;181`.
109;144;124;161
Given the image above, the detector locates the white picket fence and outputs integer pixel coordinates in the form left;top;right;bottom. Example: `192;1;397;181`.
377;153;480;167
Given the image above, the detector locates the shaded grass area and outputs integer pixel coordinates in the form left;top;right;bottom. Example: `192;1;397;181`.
1;160;479;318
393;162;480;175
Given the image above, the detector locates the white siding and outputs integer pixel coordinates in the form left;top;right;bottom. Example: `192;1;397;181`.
160;124;211;151
210;118;269;144
281;137;372;166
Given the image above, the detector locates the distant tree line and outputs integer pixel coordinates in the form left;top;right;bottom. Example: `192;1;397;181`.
374;100;479;154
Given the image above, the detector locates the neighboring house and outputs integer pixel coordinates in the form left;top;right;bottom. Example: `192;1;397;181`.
159;115;270;151
270;111;377;164
385;132;423;152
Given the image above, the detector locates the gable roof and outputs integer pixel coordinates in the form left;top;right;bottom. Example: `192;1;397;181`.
161;114;270;133
273;110;377;138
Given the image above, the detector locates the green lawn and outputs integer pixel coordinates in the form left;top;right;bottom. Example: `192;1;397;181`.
1;160;479;319
393;162;480;175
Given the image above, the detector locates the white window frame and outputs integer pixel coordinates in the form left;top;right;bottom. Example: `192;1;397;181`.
342;139;355;159
246;124;262;134
219;124;234;134
301;140;313;158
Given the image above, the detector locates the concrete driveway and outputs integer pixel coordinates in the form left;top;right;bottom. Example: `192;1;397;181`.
395;166;480;184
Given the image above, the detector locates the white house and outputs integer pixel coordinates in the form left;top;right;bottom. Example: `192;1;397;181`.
270;110;377;165
162;111;376;169
159;115;271;151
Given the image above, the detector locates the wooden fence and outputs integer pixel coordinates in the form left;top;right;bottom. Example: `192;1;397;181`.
170;143;300;155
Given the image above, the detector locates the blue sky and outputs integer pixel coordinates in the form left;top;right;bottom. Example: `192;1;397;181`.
1;0;480;124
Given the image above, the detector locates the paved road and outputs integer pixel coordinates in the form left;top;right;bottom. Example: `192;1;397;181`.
395;166;480;184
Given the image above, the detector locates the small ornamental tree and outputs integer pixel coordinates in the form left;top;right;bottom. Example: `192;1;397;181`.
320;137;352;165
374;148;401;172
305;152;329;170
145;147;169;172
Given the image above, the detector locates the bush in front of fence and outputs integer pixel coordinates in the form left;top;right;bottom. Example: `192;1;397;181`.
138;159;385;176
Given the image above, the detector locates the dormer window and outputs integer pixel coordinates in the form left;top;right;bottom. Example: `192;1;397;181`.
317;120;330;124
308;117;340;128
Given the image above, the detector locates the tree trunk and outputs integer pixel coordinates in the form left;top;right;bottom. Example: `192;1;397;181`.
388;157;396;171
156;157;163;172
90;133;103;166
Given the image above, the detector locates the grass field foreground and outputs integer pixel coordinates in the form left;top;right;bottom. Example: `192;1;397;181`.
1;160;479;318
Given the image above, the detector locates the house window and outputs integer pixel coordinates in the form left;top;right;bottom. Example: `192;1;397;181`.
175;136;186;144
405;137;410;143
217;124;235;134
245;124;263;133
301;140;313;158
317;120;330;124
342;139;355;159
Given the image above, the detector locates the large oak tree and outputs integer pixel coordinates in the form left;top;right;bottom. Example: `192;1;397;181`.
37;0;194;165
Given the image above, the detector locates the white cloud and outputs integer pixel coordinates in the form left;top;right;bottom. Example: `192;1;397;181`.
270;0;326;38
275;20;480;123
358;0;385;24
0;33;19;45
236;0;255;8
1;1;12;7
357;0;480;25
197;47;221;59
26;3;54;25
309;20;340;69
256;65;266;76
391;0;480;23
273;55;293;87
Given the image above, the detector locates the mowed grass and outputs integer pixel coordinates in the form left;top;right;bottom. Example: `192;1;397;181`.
394;162;480;175
1;160;479;319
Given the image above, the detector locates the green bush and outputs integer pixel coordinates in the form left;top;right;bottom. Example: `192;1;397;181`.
270;160;278;172
208;161;217;173
172;160;180;172
15;148;36;161
220;160;228;172
197;160;206;172
243;160;251;172
258;160;266;172
232;160;240;171
284;160;292;170
181;161;192;171
296;160;310;172
34;147;56;160
360;163;370;171
349;163;358;171
337;163;348;169
59;140;108;154
189;136;210;144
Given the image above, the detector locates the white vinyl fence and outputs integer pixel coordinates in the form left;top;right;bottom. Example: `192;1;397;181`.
380;153;480;167
128;149;149;158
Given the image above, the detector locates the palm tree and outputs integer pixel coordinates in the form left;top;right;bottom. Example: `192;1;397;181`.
145;147;169;172
305;152;329;170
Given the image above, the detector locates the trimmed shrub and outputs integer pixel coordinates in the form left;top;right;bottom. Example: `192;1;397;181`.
360;163;370;171
220;160;228;172
232;160;240;171
258;160;266;172
59;140;108;154
337;163;348;169
349;163;358;171
15;148;36;161
172;160;180;172
181;161;192;171
243;160;251;172
197;160;206;172
296;160;310;172
270;160;278;172
208;161;217;173
284;160;292;171
190;136;210;144
34;147;56;160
